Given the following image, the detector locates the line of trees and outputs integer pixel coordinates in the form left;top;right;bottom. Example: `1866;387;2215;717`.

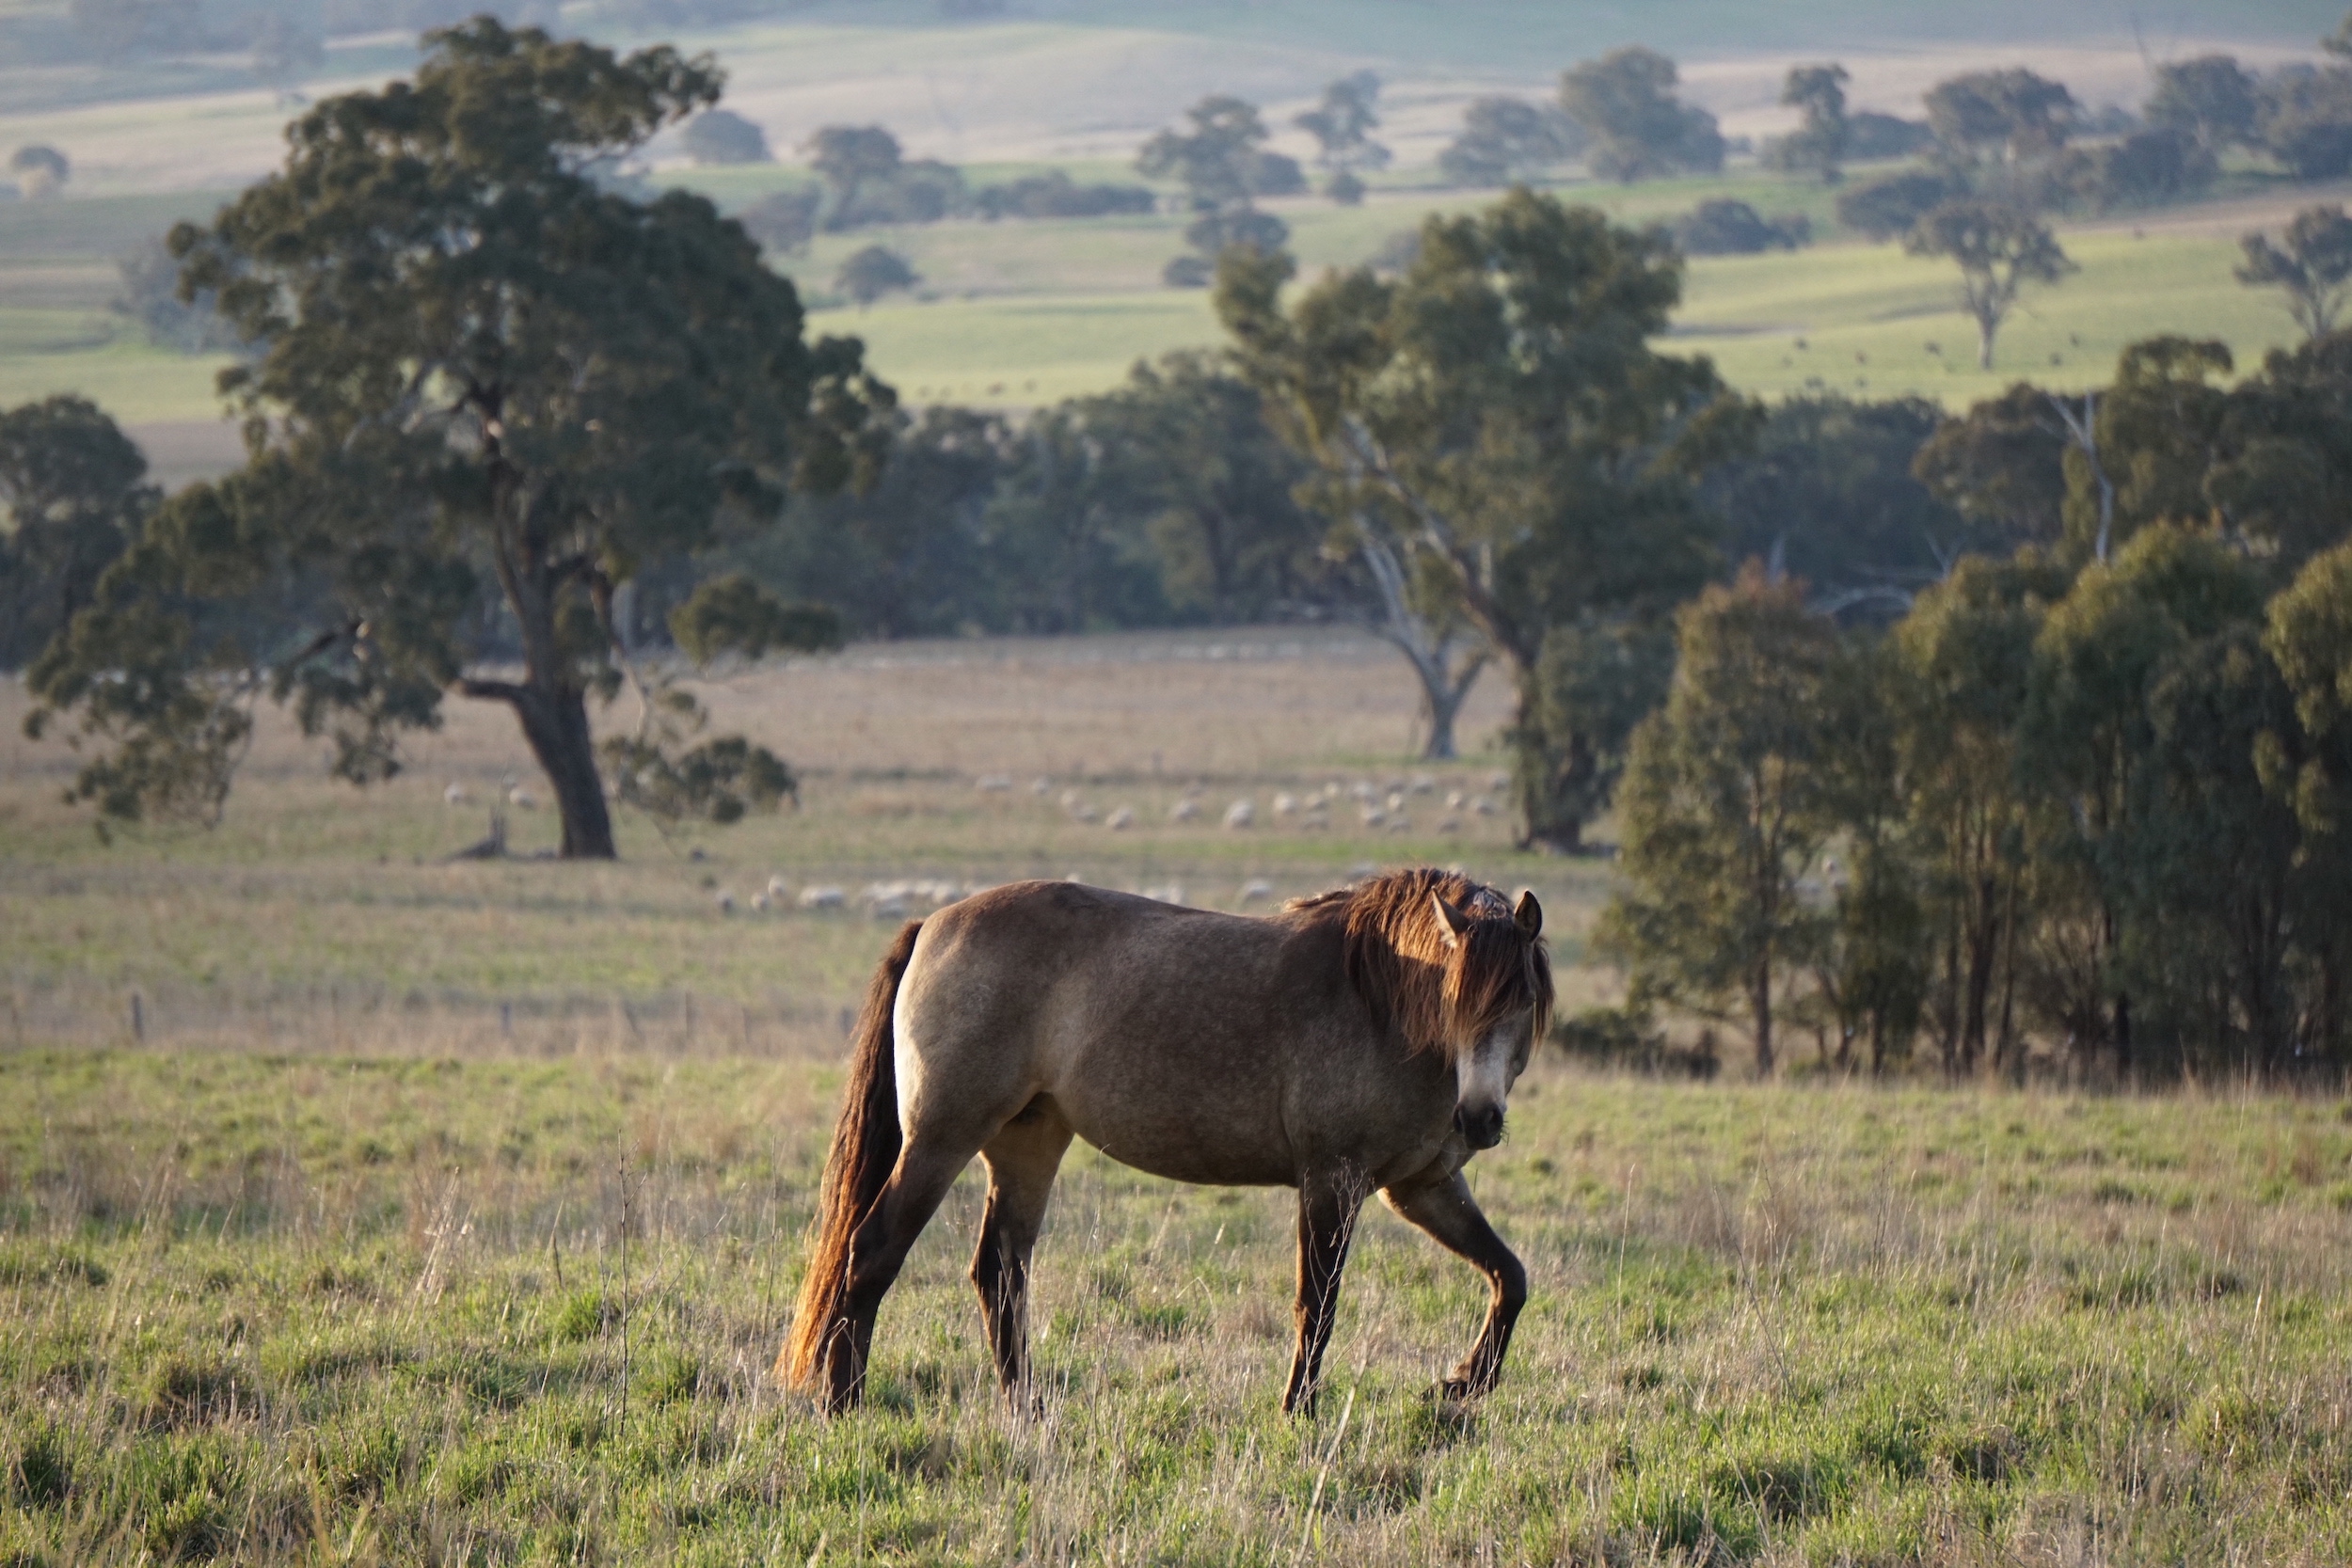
1598;335;2352;1082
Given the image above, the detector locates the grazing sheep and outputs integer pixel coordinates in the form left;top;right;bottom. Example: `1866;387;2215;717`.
1168;799;1201;823
1359;805;1387;829
1105;806;1136;831
1223;799;1255;830
976;775;1013;793
1059;788;1083;810
1409;774;1436;795
767;875;789;899
1438;816;1462;832
1140;882;1185;905
1030;777;1053;796
751;890;772;912
1300;807;1330;830
1239;878;1275;904
1472;796;1498;816
443;783;470;806
872;898;910;921
1445;789;1466;809
1387;813;1412;832
1272;792;1298;816
1349;781;1375;801
1386;791;1406;813
507;784;537;810
798;885;846;911
1487;770;1510;791
714;891;736;914
1071;803;1101;824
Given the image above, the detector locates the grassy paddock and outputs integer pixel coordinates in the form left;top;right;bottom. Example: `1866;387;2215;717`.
6;1048;2352;1564
9;632;2352;1562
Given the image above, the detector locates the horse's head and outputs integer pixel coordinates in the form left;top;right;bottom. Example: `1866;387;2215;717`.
1430;887;1549;1150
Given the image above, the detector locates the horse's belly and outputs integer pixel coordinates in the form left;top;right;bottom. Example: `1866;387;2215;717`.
1045;1054;1297;1188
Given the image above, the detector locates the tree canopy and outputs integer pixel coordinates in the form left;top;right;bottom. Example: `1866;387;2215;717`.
2239;205;2352;341
1904;198;2074;369
24;20;891;856
1216;188;1750;847
1558;47;1724;182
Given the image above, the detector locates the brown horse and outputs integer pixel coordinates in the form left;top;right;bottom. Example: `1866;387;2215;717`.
779;867;1552;1415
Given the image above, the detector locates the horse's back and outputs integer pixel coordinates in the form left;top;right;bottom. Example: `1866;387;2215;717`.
896;880;1376;1185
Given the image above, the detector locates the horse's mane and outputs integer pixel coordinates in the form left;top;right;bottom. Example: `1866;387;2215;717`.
1290;868;1553;1061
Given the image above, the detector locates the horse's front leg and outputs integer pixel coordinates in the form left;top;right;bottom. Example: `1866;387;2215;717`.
1380;1169;1526;1401
1282;1167;1369;1416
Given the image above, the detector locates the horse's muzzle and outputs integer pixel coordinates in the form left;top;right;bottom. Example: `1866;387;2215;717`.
1456;1104;1505;1150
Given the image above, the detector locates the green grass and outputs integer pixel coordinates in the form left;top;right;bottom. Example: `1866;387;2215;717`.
7;1048;2352;1563
7;214;2296;426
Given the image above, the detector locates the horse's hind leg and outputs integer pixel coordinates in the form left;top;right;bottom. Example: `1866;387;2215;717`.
1282;1166;1371;1417
970;1101;1073;1402
829;1138;977;1408
1380;1169;1527;1401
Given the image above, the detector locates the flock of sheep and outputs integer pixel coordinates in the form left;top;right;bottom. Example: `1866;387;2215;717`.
442;766;1511;918
973;771;1509;835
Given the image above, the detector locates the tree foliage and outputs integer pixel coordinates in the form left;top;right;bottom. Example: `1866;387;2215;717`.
1295;71;1389;203
1558;47;1724;182
1601;328;2352;1079
0;395;153;671
23;20;893;857
1438;97;1583;189
682;107;770;165
1599;569;1855;1075
836;245;920;307
2238;205;2352;341
1139;95;1299;286
1764;63;1851;183
1904;198;2074;370
1216;189;1750;847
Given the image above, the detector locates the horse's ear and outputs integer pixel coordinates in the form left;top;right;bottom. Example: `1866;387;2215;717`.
1430;892;1472;947
1513;889;1543;936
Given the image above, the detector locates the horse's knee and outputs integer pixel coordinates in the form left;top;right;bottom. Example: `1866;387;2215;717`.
1492;1255;1528;1316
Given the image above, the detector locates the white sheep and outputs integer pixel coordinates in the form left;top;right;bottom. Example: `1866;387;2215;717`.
976;775;1013;792
1446;789;1466;809
507;784;537;810
1386;791;1406;813
1471;796;1498;816
767;875;789;899
1409;774;1436;795
1272;793;1298;816
1349;781;1375;802
1359;805;1387;829
1487;770;1510;791
1030;777;1054;797
1239;879;1275;904
1300;808;1330;831
797;885;846;911
1168;799;1201;823
1438;816;1462;833
1223;799;1255;830
1071;803;1101;824
443;783;470;806
714;891;736;914
1105;806;1136;831
750;890;772;912
1141;882;1185;905
1388;813;1412;832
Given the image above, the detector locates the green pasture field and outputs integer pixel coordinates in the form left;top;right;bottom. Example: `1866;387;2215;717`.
8;630;2352;1563
0;177;2319;433
8;1049;2352;1564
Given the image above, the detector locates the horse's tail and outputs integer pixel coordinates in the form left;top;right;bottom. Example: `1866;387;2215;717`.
781;919;923;1391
